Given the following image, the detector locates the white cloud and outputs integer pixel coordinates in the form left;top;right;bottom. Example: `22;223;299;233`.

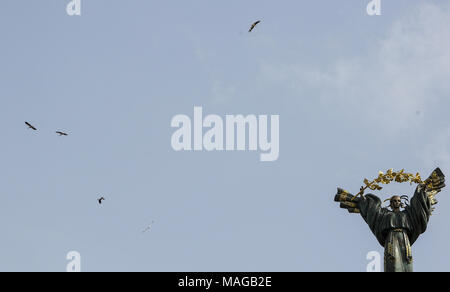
257;2;450;133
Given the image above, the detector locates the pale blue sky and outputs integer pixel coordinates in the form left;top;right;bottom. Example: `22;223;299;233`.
1;0;450;271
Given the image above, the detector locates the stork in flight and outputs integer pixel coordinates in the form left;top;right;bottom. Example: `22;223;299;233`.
56;131;68;136
249;20;261;32
25;122;37;131
142;221;155;233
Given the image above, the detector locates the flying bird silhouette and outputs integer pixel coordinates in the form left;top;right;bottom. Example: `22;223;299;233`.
249;20;261;32
98;197;105;204
56;131;68;136
142;221;155;233
25;122;37;131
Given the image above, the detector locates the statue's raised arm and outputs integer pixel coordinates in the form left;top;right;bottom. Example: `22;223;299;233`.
334;187;389;246
404;167;445;245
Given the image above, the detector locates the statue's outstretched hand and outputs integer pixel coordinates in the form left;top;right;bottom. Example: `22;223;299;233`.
334;188;361;213
422;168;446;208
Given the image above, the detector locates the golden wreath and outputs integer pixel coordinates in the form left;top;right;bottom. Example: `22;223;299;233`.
351;169;430;201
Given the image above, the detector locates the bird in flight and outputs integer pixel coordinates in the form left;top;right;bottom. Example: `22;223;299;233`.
98;197;105;204
25;122;37;131
142;221;155;233
56;131;68;136
249;20;261;32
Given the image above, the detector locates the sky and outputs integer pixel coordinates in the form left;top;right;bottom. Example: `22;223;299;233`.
0;0;450;272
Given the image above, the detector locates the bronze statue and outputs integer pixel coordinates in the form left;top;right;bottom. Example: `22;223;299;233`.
335;168;445;272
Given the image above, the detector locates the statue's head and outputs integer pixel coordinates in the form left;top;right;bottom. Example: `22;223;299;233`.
387;195;409;211
390;196;402;211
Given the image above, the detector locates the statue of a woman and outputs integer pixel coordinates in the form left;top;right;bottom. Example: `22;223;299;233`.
335;168;445;272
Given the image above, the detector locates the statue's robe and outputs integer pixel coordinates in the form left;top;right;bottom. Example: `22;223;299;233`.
358;186;432;272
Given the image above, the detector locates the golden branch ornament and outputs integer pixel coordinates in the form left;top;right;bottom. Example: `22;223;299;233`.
351;169;427;201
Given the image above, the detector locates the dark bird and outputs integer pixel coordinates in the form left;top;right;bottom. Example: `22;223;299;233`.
56;131;68;136
25;122;37;131
98;197;105;204
249;20;261;32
